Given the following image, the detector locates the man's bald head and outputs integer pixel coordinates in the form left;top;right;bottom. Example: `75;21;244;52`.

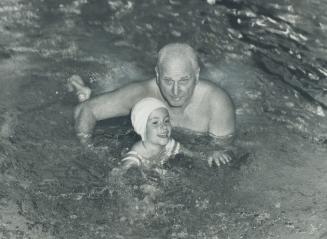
156;43;199;72
155;43;200;108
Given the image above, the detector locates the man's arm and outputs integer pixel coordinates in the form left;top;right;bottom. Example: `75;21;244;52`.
178;144;231;167
208;88;236;145
74;81;152;145
206;88;236;165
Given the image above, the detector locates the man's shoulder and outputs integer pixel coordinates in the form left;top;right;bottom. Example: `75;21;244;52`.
198;80;232;105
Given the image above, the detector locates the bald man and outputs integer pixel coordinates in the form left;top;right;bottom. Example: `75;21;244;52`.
71;43;235;166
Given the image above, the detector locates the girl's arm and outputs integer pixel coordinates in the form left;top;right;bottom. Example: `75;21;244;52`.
111;155;141;177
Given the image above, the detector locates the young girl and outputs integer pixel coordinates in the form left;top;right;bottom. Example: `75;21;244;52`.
119;97;183;175
111;98;233;218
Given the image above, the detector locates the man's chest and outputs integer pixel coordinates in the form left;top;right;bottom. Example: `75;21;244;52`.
169;109;209;133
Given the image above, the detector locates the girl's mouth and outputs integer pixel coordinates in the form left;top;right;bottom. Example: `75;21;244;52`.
157;134;169;138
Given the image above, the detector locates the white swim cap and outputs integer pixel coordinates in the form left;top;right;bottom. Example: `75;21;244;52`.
131;97;168;141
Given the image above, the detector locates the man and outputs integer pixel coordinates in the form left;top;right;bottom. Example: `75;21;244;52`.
70;43;235;166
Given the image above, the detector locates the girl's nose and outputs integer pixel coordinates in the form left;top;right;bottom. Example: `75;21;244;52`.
160;123;168;131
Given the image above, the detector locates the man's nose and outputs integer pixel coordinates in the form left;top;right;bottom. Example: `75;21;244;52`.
172;82;179;96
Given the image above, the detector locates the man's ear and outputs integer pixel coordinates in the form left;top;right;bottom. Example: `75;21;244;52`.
155;66;159;84
195;67;200;84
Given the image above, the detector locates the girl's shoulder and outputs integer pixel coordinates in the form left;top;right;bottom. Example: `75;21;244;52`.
121;141;146;165
130;141;145;155
121;152;144;168
165;138;181;157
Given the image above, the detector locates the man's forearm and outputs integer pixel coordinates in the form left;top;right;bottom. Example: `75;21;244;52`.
74;103;97;145
207;133;237;159
209;133;234;147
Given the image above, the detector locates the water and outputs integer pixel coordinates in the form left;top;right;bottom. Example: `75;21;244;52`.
0;0;327;238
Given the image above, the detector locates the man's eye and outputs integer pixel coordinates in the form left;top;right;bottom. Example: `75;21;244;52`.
165;79;173;85
164;118;170;124
152;121;159;125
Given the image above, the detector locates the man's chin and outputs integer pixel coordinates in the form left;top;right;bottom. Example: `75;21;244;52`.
167;98;186;107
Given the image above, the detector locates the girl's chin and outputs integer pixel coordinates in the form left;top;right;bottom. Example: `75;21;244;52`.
144;139;169;146
156;138;170;145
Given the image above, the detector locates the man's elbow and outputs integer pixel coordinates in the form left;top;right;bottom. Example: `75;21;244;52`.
209;109;236;144
74;101;95;121
223;96;236;135
226;112;236;136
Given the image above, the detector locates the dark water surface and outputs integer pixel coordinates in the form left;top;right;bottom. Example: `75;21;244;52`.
0;0;327;238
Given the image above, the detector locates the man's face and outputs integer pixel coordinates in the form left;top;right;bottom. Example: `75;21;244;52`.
145;108;171;146
156;57;199;108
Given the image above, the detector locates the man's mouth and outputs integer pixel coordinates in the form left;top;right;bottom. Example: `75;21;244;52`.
171;96;183;101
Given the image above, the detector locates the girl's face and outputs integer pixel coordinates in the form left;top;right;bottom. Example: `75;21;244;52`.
145;107;171;146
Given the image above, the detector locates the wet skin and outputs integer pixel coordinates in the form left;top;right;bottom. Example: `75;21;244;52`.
73;59;235;141
72;44;235;165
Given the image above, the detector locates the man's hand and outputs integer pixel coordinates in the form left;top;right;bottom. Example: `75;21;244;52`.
67;75;91;102
207;150;232;167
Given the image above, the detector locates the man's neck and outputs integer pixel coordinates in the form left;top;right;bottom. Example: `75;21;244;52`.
169;105;187;114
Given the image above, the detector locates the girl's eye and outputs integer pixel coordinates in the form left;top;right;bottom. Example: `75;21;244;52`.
164;118;170;124
152;121;159;125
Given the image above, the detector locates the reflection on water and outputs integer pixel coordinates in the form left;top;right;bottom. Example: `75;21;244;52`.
0;0;327;238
